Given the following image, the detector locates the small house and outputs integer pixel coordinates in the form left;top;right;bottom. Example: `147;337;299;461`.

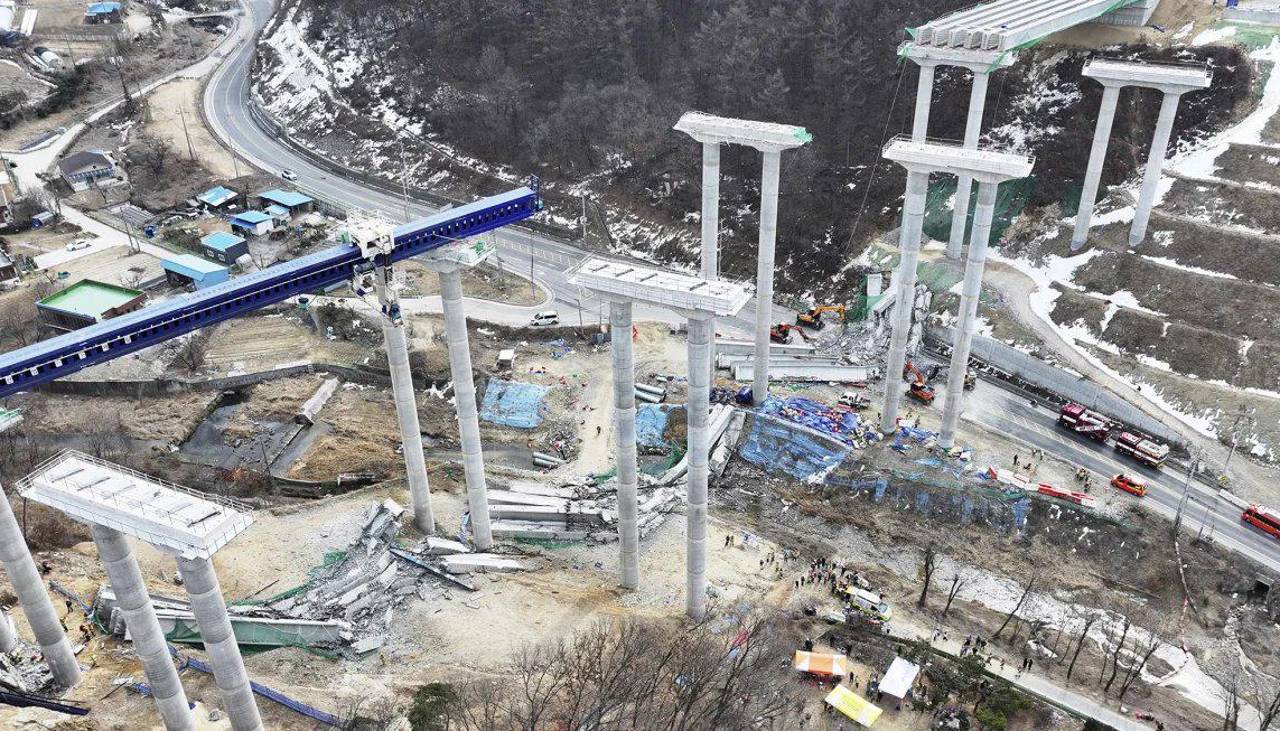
57;150;120;192
201;231;248;264
228;210;273;237
84;2;122;23
256;189;315;217
162;254;230;290
37;279;145;331
265;204;291;224
0;248;16;282
195;185;239;210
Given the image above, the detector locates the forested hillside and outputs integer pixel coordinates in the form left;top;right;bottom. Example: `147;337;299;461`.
266;0;1250;299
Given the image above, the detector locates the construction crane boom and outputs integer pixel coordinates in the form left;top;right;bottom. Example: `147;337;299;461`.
0;183;543;399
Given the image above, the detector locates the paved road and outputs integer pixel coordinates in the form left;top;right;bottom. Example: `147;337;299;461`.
966;382;1280;574
202;0;777;339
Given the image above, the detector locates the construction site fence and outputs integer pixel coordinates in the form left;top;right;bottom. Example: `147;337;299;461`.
926;325;1186;450
246;98;582;242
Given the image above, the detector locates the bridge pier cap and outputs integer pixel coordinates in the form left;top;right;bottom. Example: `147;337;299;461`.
882;136;1035;184
1082;57;1213;96
898;42;1015;74
673;111;812;152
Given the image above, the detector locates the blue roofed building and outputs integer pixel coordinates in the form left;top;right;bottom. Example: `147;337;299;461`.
85;1;122;23
265;204;291;222
162;254;231;290
195;185;239;209
228;210;274;237
201;230;249;263
256;189;315;216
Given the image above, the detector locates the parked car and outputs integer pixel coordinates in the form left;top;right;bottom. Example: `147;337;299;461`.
1110;473;1148;498
530;310;559;327
280;169;299;181
65;239;91;251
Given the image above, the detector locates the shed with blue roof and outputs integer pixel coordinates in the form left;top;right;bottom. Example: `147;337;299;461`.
257;189;315;216
201;230;249;263
162;254;230;290
196;185;239;209
228;210;274;238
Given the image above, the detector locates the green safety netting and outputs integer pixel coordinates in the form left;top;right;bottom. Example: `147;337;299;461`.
642;443;686;477
920;176;1036;247
230;549;349;607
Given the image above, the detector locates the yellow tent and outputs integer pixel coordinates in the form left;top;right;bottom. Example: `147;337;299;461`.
824;685;882;727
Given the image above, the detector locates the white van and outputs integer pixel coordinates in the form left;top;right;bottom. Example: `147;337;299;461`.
847;588;893;622
530;311;559;327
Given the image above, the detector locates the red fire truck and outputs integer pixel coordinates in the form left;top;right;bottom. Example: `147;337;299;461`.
1057;404;1114;443
1242;505;1280;541
1113;431;1170;469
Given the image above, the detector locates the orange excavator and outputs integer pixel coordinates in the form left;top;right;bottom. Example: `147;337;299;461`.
770;323;810;344
903;360;936;405
796;304;846;330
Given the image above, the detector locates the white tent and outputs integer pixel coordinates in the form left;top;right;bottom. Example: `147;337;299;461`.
879;656;920;699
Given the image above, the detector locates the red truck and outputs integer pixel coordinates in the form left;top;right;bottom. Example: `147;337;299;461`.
1057;403;1114;442
1114;431;1170;469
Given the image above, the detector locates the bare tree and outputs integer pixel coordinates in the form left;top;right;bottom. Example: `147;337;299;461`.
131;134;172;176
993;570;1038;640
170;332;209;374
918;542;936;609
1116;623;1162;701
1248;672;1280;731
943;571;966;618
439;613;802;730
1101;613;1131;691
1065;612;1100;682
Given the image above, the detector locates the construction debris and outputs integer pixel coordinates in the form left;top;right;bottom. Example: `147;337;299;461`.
296;378;340;425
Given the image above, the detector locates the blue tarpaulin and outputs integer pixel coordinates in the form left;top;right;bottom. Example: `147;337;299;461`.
636;404;678;450
738;413;850;480
479;379;549;428
757;396;868;446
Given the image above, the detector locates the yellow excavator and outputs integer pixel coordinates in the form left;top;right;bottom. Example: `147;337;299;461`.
796;304;846;330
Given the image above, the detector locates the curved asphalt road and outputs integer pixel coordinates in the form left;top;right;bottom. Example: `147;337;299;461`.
202;0;774;338
204;1;1280;574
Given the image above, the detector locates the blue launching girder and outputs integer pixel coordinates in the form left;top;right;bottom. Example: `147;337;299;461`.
0;185;542;399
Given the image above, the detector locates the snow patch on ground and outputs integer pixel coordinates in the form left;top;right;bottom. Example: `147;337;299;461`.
1192;25;1239;47
1140;255;1239;280
1171;39;1280;180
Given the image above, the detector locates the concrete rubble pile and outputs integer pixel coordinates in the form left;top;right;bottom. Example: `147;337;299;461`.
255;499;440;654
0;631;56;694
489;478;683;542
492;405;747;543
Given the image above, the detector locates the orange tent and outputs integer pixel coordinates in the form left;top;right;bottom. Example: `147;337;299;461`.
793;650;850;677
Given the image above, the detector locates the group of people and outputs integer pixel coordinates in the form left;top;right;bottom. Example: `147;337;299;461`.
1074;467;1095;491
1011;449;1044;476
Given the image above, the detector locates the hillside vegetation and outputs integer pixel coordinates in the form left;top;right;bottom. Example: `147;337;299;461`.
266;1;1249;301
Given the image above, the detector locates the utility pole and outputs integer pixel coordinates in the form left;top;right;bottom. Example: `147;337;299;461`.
177;107;196;161
529;254;536;297
1172;452;1199;537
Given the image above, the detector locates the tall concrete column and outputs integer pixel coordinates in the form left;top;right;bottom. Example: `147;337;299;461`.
381;317;434;533
1072;84;1123;251
92;526;193;731
947;70;991;260
176;557;263;731
752;150;782;406
685;315;713;620
439;269;491;550
609;301;640;590
0;484;79;686
700;142;721;281
881;170;930;434
939;181;999;449
1130;90;1181;247
912;63;936;141
701;142;721;383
